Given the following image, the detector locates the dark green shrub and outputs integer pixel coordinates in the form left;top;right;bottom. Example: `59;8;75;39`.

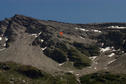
98;31;125;50
0;62;60;84
88;45;100;56
44;48;67;63
80;72;126;84
73;42;90;56
17;65;43;79
55;42;69;52
123;41;126;52
0;63;10;70
73;42;100;56
68;47;91;69
25;23;46;34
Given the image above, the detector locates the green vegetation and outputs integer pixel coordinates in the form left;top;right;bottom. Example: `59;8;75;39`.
17;65;43;79
68;47;91;69
80;72;126;84
44;41;92;69
26;23;47;34
123;41;126;52
1;62;126;84
44;48;67;63
0;62;55;84
73;42;100;56
54;73;78;84
55;42;69;52
61;61;75;69
4;28;17;48
98;31;126;51
0;62;79;84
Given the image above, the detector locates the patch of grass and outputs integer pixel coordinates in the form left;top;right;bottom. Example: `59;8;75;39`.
0;62;55;84
54;73;78;84
98;31;126;50
17;65;44;79
55;42;69;52
61;61;75;69
44;48;67;63
80;72;126;84
68;47;91;69
73;42;100;56
0;62;80;84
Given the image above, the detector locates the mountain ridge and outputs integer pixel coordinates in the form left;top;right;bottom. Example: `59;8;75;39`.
0;14;126;76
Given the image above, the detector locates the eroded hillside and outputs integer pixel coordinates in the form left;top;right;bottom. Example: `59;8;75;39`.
0;15;126;77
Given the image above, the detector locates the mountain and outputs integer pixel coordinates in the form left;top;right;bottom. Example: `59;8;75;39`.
0;14;126;83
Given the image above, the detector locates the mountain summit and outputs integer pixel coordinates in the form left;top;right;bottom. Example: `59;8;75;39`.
0;15;126;76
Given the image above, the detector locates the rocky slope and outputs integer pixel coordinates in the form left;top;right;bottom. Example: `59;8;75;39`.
0;14;126;77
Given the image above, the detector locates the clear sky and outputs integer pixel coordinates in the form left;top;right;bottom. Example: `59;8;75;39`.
0;0;126;23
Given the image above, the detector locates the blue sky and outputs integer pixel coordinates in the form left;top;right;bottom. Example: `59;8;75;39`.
0;0;126;23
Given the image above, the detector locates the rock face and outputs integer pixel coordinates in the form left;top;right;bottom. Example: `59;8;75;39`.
0;14;126;75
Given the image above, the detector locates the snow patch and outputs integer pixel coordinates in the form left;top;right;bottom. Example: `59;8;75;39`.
0;37;2;41
112;49;116;52
76;74;80;76
3;43;6;47
32;34;38;37
22;80;26;83
31;32;42;38
91;29;102;33
38;32;42;35
41;47;47;51
40;39;44;42
94;67;97;70
100;47;111;52
122;51;125;53
68;71;74;74
59;63;65;66
108;53;115;57
108;26;126;29
75;27;101;33
5;37;8;41
75;27;89;32
80;36;85;39
89;56;97;61
108;59;116;65
101;43;104;47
